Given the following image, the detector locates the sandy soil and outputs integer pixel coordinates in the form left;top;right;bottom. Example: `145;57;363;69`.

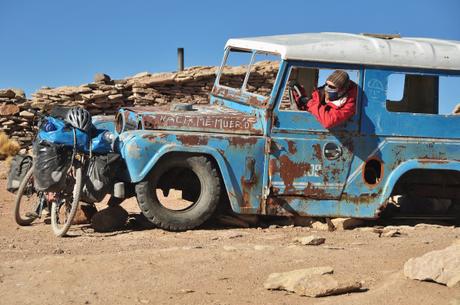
0;161;459;305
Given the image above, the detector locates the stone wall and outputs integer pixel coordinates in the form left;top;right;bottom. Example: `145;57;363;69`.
0;61;278;148
0;89;35;147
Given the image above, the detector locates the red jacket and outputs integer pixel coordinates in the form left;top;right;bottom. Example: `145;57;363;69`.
304;82;357;129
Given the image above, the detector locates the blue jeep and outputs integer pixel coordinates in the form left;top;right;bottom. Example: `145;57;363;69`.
114;32;460;231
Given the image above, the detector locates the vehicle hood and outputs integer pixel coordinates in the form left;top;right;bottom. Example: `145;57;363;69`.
121;105;264;135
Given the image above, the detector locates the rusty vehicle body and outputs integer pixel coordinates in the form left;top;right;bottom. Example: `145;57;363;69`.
114;33;460;230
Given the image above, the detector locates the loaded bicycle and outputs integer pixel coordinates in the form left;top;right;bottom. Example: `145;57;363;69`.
10;107;118;236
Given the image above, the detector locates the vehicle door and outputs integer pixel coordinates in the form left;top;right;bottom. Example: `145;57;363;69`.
268;63;362;199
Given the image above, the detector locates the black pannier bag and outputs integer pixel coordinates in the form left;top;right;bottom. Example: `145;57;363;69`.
32;140;72;192
81;153;122;203
7;154;33;193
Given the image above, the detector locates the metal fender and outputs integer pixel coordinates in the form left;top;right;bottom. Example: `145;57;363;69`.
381;159;460;201
122;141;242;211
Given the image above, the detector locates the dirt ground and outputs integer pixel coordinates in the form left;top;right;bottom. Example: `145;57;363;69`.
0;161;459;305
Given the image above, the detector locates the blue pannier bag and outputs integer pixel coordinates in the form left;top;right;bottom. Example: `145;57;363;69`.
38;117;89;151
37;116;112;154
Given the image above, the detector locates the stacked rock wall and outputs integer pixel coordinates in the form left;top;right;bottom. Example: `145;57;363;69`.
0;89;36;147
0;61;278;148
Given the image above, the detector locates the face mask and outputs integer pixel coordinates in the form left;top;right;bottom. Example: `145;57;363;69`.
325;85;339;100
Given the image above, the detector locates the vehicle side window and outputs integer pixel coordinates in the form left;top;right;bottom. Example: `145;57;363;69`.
386;73;460;115
279;67;359;111
218;49;280;98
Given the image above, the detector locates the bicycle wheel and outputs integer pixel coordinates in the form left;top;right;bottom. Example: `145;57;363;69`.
14;167;42;226
51;161;83;237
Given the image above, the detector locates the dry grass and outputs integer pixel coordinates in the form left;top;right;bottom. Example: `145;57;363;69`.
0;132;20;160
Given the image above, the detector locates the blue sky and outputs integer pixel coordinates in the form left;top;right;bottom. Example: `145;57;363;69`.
1;0;459;110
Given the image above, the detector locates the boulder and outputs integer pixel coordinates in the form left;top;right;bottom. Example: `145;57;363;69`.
91;205;128;232
404;243;460;287
264;266;362;297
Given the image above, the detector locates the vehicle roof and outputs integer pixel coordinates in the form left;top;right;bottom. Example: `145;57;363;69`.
225;32;460;71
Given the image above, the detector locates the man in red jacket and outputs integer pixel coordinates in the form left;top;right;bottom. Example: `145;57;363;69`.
291;70;357;128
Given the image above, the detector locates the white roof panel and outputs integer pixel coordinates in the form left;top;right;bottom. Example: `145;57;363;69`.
225;32;460;71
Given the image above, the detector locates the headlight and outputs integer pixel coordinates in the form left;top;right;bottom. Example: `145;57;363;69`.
115;110;138;133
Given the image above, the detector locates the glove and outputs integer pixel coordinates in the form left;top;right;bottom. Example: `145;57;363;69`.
289;83;309;109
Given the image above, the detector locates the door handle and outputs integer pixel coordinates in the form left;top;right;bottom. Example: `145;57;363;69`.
323;143;342;160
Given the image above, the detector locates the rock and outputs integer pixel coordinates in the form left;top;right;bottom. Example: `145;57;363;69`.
293;235;325;246
19;110;34;119
2;120;15;126
382;229;402;237
71;203;98;225
11;88;25;98
91;206;128;232
331;218;365;230
0;103;20;116
404;243;460;287
264;266;362;297
450;298;460;305
0;89;16;99
265;266;333;290
448;274;460;288
108;94;123;100
311;221;329;231
94;73;111;83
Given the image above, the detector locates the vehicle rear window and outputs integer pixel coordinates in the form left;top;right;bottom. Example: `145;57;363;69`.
386;73;460;115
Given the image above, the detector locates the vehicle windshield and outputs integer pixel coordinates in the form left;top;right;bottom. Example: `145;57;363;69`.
214;48;280;107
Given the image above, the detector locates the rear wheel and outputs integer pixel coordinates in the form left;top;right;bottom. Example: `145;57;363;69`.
51;162;83;237
136;155;221;231
14;167;41;226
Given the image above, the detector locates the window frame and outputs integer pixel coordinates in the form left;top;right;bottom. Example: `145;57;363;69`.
214;47;281;103
272;61;364;134
384;70;460;116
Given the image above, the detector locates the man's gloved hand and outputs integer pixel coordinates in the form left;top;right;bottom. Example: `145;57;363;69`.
289;83;309;109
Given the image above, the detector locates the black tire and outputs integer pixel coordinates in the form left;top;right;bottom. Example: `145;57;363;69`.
14;167;39;226
51;161;83;237
136;155;221;231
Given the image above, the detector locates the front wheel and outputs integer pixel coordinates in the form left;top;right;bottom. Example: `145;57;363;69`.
51;162;83;237
14;167;40;226
136;155;221;231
